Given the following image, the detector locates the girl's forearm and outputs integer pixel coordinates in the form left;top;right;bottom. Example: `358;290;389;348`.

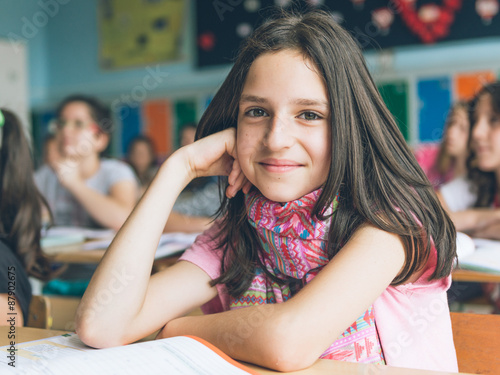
65;182;135;230
157;305;313;372
76;152;192;344
449;209;500;232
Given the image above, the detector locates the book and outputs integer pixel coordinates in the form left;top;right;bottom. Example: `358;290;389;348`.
81;232;200;260
456;232;500;273
0;333;258;374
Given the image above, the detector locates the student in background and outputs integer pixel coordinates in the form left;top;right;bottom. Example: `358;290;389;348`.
42;133;61;169
35;95;138;231
0;109;56;325
438;82;500;312
414;101;470;188
126;135;159;195
77;11;457;372
172;124;221;218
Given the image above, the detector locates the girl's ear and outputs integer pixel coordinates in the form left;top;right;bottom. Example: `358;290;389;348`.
95;132;110;153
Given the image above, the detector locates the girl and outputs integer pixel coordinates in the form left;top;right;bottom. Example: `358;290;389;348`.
76;10;457;372
439;82;500;238
0;109;56;325
126;135;159;195
414;101;470;188
35;95;138;231
438;83;500;313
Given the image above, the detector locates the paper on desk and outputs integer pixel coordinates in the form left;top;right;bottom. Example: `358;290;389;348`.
457;238;500;273
44;226;115;240
0;333;256;374
82;232;200;259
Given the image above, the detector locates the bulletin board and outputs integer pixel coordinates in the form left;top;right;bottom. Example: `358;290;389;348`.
196;0;500;68
98;0;186;70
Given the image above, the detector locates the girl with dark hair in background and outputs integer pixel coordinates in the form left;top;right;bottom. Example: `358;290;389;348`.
126;135;159;195
439;82;500;312
415;101;470;188
77;10;457;372
35;95;138;231
0;109;56;325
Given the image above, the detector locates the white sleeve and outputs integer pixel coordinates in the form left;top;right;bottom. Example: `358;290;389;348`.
439;177;477;212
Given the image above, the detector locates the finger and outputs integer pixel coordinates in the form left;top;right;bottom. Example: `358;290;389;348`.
242;180;253;194
227;157;242;185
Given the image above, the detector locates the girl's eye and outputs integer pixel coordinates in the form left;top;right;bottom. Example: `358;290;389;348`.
246;108;267;117
299;112;321;121
75;120;85;128
491;115;500;125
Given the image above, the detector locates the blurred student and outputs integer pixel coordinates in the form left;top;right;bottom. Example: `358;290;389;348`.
0;109;56;325
35;95;138;231
126;136;159;195
172;124;221;218
42;133;61;169
414;101;470;188
438;82;500;312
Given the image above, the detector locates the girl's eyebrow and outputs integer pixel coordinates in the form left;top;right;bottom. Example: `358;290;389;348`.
240;94;329;109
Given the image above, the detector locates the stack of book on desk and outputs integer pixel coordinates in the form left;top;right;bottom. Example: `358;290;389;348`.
0;333;258;374
456;232;500;273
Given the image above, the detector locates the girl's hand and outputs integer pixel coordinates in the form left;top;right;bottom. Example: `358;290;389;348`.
180;128;252;198
54;159;85;190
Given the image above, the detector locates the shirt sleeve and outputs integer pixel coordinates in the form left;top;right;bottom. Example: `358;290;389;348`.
439;176;476;212
0;241;32;324
178;220;229;313
105;160;138;187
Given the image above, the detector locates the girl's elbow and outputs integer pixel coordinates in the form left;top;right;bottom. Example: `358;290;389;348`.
263;339;317;372
75;312;124;349
260;323;318;371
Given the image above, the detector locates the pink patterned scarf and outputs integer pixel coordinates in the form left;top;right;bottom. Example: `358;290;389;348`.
229;188;385;364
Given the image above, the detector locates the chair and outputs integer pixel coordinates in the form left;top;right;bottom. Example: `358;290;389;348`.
27;295;52;329
450;312;500;374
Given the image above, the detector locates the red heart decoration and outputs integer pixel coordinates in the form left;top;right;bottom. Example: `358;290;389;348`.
394;0;462;43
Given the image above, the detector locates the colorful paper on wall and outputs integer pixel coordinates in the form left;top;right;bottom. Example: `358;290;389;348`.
455;71;497;100
98;0;186;69
418;77;451;142
118;105;142;156
143;99;172;157
378;81;410;141
174;99;197;148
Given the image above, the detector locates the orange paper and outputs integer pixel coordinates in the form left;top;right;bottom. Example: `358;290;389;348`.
455;71;497;100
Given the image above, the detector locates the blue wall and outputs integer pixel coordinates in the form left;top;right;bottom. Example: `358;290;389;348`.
1;0;500;108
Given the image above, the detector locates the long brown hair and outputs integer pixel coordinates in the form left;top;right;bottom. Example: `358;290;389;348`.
196;10;456;297
467;82;500;207
0;109;55;280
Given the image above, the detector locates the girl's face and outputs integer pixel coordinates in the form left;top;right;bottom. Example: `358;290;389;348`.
129;141;153;172
236;50;331;202
471;94;500;172
444;107;469;158
56;101;108;158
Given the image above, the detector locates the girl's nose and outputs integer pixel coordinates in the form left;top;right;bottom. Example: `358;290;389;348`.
263;116;294;151
472;116;488;142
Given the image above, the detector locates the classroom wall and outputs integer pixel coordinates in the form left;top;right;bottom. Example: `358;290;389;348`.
2;1;500;153
43;0;231;108
0;0;49;106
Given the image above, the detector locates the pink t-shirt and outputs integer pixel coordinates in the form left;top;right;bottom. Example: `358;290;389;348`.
413;143;453;189
179;222;458;372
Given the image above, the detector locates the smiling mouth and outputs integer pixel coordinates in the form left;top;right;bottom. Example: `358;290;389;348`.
259;159;303;173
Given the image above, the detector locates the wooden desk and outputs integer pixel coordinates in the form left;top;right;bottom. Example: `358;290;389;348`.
49;247;181;273
0;327;472;375
452;268;500;283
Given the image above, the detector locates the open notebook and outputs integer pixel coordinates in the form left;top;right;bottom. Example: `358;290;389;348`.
0;333;258;374
456;232;500;273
